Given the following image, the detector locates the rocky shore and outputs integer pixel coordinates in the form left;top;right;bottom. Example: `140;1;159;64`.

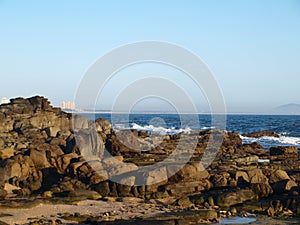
0;96;300;224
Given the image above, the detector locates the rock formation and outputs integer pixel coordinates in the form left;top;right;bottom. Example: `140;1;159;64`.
0;96;300;220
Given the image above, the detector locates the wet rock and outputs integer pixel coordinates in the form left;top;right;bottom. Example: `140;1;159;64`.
270;146;298;156
68;189;102;200
243;130;279;138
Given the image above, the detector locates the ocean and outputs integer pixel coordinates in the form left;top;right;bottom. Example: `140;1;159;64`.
80;113;300;150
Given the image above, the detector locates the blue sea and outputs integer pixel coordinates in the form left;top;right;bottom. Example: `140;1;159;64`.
81;114;300;150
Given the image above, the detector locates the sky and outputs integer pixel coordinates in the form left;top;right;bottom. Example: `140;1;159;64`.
0;0;299;113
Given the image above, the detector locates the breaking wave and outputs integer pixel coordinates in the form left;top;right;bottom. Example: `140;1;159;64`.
240;135;300;149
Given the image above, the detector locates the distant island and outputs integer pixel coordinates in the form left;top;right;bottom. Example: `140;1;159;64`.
272;103;300;115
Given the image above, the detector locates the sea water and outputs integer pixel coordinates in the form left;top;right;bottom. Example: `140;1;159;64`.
80;113;300;150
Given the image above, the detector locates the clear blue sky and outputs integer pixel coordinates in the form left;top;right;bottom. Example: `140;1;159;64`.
0;0;299;113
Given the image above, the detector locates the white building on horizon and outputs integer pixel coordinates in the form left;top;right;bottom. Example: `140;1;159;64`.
61;101;75;110
0;97;9;105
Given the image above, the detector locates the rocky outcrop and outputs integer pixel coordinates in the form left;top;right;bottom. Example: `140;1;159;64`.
0;96;300;220
243;130;279;138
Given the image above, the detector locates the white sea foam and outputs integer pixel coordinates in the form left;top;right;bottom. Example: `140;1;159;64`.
202;126;216;130
130;123;192;135
240;135;300;149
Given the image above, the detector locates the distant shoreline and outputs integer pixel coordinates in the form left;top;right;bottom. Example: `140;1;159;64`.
62;109;300;116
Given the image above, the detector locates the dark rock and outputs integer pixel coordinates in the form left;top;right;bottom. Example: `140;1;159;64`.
68;189;102;200
92;181;111;196
270;146;298;156
243;130;279;138
272;179;298;194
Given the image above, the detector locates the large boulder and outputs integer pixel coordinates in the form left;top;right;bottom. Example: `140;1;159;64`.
216;189;257;207
168;163;209;183
269;170;291;183
29;149;51;169
247;169;269;184
251;183;273;197
72;114;89;130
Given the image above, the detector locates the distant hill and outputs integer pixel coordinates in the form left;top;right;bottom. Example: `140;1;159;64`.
273;104;300;115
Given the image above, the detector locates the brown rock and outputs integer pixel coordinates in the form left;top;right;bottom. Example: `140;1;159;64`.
45;126;60;137
0;185;7;199
107;163;138;177
146;166;168;186
235;156;259;165
243;130;279;138
216;189;257;207
30;149;50;169
236;171;250;183
93;181;110;196
57;153;79;172
251;183;273;197
0;148;14;160
269;170;291;183
212;172;230;187
247;169;268;184
68;189;102;200
177;197;194;207
95;118;112;135
0;138;4;149
242;142;268;155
